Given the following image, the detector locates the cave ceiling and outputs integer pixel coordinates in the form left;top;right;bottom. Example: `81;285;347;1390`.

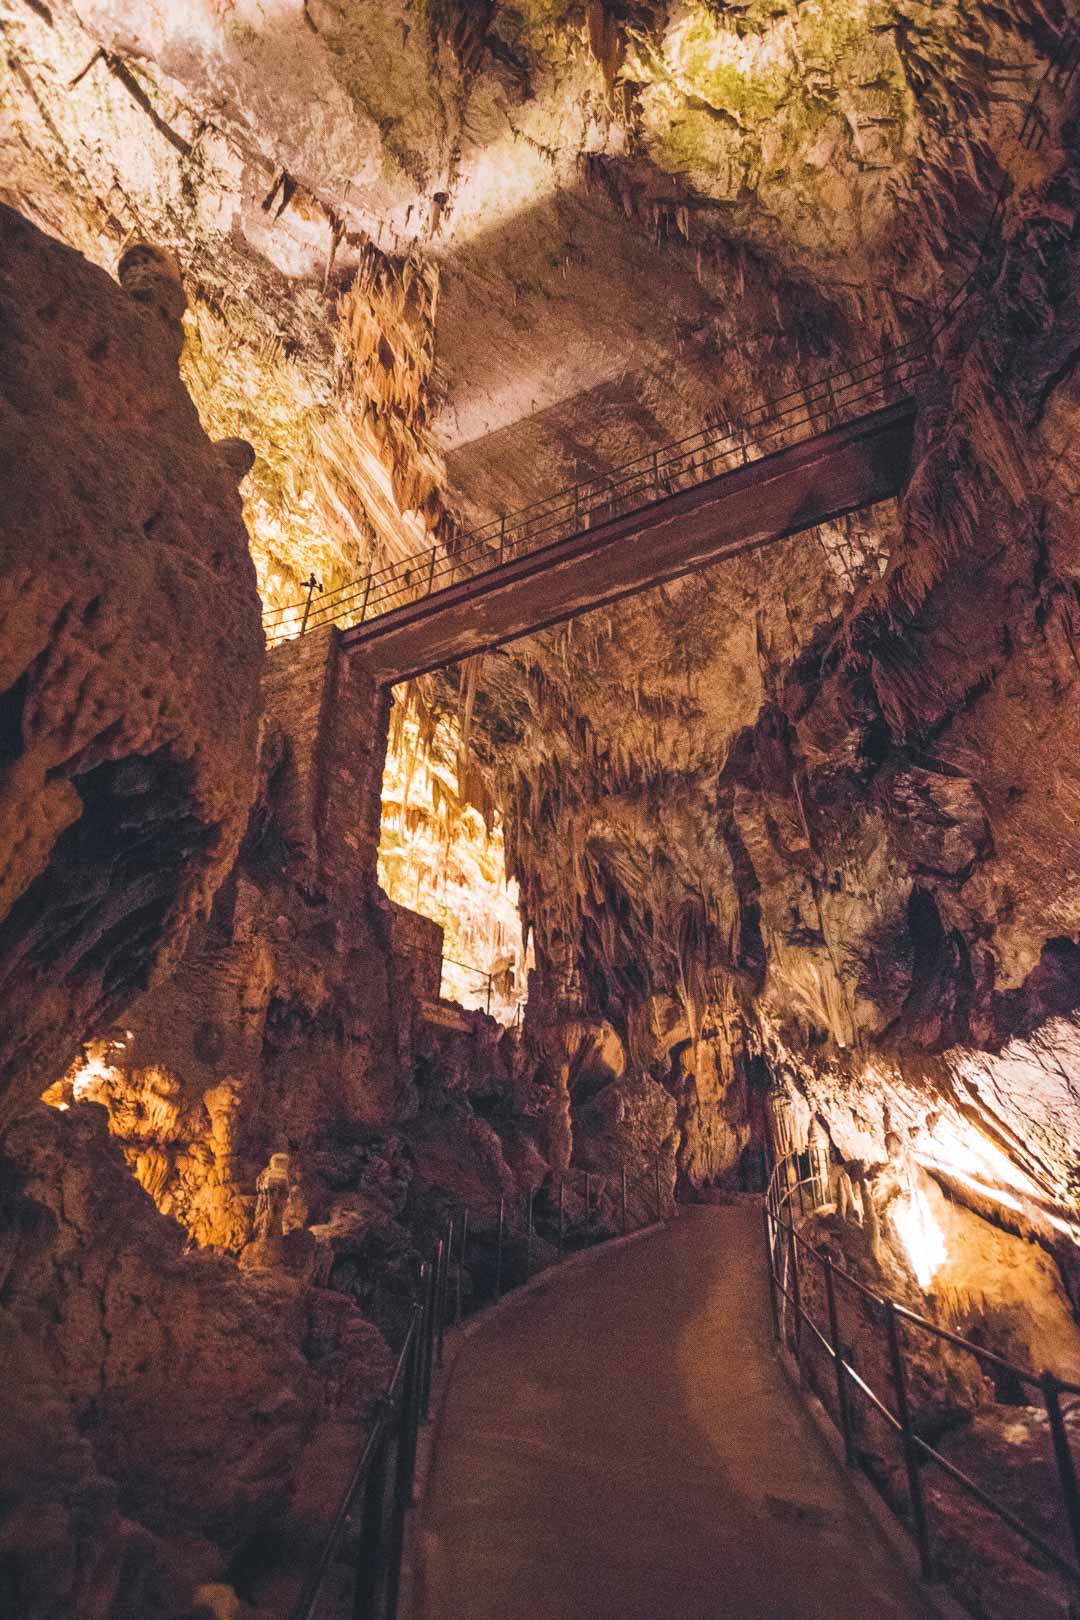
5;1;1079;1152
2;0;1029;547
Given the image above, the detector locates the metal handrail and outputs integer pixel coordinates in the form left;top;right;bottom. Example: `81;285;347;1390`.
293;1155;671;1620
764;1152;1080;1588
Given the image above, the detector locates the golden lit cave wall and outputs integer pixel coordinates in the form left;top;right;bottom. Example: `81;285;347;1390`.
377;693;528;1021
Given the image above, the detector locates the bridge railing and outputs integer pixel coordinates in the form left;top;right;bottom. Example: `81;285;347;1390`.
765;1153;1080;1594
263;334;933;647
291;1157;670;1620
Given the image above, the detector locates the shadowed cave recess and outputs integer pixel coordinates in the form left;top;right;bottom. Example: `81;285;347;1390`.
2;0;1080;1615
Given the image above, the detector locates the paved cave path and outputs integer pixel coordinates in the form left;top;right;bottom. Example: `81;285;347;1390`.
412;1203;936;1620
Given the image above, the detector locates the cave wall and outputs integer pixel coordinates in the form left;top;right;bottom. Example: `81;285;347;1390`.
485;71;1080;1227
0;203;264;1127
51;622;569;1313
0;213;397;1620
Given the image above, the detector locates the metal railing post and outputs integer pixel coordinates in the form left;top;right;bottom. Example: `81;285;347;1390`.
498;513;506;565
495;1197;505;1299
359;570;373;623
763;1204;781;1343
787;1221;802;1368
437;1225;451;1367
426;546;436;594
402;1310;424;1495
433;1237;446;1367
1042;1371;1080;1573
456;1207;469;1324
300;572;322;635
883;1300;934;1580
824;1256;856;1465
352;1412;390;1620
526;1189;535;1275
621;1166;628;1236
419;1259;435;1421
386;1395;412;1620
655;1151;662;1221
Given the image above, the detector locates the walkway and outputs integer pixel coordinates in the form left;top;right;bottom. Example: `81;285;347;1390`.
342;397;916;685
412;1204;934;1620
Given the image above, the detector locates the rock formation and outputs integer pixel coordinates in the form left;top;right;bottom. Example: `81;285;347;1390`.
3;3;1080;1615
0;204;262;1125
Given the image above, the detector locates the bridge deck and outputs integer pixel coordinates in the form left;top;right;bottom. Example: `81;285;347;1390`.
343;396;916;686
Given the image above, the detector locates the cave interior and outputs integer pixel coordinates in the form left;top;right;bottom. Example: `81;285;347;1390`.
2;1;1080;1616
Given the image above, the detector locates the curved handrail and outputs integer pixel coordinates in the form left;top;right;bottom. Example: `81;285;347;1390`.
764;1151;1080;1589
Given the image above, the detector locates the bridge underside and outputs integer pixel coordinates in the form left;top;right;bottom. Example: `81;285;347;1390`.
343;396;917;686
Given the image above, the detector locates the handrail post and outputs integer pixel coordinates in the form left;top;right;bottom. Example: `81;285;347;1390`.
763;1204;781;1344
558;1177;565;1258
883;1300;934;1580
495;1196;505;1299
787;1221;802;1370
1042;1370;1080;1573
437;1222;452;1367
824;1256;856;1465
426;546;436;594
621;1166;628;1236
456;1207;469;1324
403;1308;424;1495
526;1189;535;1276
359;570;373;624
498;512;506;565
300;572;322;635
655;1151;662;1221
419;1259;435;1421
352;1408;390;1620
651;448;659;497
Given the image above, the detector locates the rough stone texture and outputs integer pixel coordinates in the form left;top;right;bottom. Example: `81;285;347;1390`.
4;5;1080;1613
50;628;562;1351
0;1103;392;1619
0;204;262;1125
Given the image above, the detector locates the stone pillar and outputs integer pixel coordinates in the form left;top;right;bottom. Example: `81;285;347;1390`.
240;1150;292;1271
262;627;391;908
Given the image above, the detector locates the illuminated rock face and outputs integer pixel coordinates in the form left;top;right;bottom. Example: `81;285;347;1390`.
0;206;262;1126
50;632;561;1301
498;86;1080;1228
